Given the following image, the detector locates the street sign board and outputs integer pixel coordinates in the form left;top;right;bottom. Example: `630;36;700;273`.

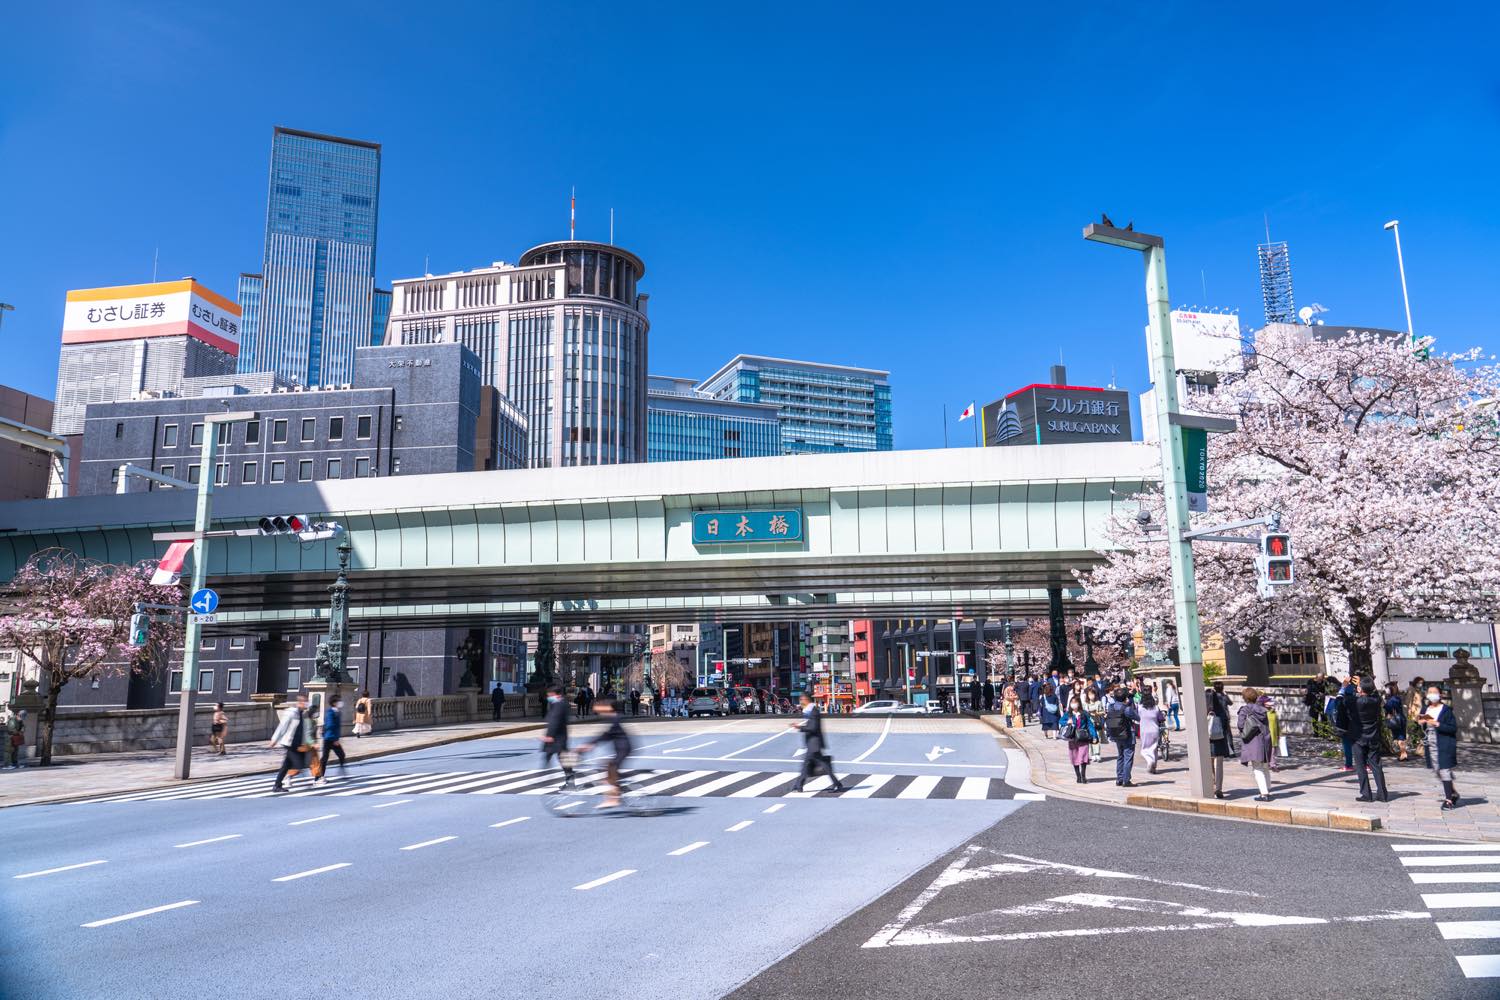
190;588;219;615
1181;427;1208;513
692;509;803;545
191;613;217;625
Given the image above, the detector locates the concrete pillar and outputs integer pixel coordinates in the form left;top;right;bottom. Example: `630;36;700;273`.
1047;587;1071;673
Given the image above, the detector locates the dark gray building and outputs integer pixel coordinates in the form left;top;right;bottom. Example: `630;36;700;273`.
62;342;528;710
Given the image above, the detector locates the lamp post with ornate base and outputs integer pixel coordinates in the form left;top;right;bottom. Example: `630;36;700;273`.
304;535;357;737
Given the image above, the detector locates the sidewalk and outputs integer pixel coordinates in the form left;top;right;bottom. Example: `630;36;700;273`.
0;717;546;809
990;715;1500;842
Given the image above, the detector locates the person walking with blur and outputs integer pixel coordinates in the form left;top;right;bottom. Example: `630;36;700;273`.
1237;687;1273;801
1000;685;1020;728
353;690;374;737
1061;695;1097;783
1422;685;1460;809
541;685;577;790
210;702;228;756
315;694;348;784
1138;691;1165;774
4;709;24;769
790;692;847;793
270;694;315;793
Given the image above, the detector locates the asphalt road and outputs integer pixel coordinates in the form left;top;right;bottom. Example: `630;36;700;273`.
5;716;1496;999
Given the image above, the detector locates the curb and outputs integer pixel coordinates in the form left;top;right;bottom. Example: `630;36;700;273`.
0;720;544;809
978;714;1383;834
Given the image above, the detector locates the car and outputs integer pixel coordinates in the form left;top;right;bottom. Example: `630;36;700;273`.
853;699;903;714
893;703;926;714
732;686;760;713
687;687;727;717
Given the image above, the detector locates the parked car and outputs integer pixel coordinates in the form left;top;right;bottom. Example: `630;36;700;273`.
894;703;927;714
687;687;727;717
732;686;760;713
853;699;904;714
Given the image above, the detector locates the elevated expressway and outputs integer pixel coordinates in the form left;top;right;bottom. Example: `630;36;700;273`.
0;443;1158;632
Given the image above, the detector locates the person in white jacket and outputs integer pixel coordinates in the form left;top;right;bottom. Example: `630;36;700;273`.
269;694;314;792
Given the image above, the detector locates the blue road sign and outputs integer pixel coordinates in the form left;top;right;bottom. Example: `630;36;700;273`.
191;588;219;615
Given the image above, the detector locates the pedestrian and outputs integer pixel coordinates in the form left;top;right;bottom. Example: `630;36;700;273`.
757;689;767;715
1138;691;1165;774
1328;676;1355;771
4;709;24;769
1421;685;1460;809
969;677;983;714
1019;675;1036;725
1260;693;1282;772
1001;684;1020;727
269;694;314;793
491;684;506;721
1207;684;1232;799
315;695;348;785
1344;678;1389;803
540;684;576;790
983;678;996;713
1406;677;1427;757
1082;683;1106;765
1236;687;1273;801
1038;683;1061;738
1061;695;1097;783
210;702;228;756
789;692;846;793
1304;673;1325;725
353;689;374;737
630;688;641;717
1383;681;1409;762
1163;678;1182;731
1105;686;1139;786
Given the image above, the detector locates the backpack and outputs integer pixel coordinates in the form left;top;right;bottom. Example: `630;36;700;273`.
1105;701;1131;740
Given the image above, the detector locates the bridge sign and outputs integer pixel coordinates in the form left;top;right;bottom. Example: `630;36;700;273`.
190;588;219;615
692;509;803;545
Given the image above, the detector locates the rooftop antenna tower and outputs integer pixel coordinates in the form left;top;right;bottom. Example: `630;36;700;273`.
1257;215;1296;324
570;187;576;241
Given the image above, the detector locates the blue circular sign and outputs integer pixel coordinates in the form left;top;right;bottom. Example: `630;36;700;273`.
190;588;219;615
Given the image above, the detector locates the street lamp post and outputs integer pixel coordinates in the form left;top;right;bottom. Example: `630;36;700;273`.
173;409;257;781
1382;220;1415;345
1084;221;1213;798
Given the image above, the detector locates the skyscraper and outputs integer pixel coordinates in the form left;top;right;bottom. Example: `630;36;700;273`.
237;127;382;387
647;375;781;461
697;355;892;454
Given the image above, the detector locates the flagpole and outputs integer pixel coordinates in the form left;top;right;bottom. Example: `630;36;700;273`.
943;404;949;448
973;412;980;447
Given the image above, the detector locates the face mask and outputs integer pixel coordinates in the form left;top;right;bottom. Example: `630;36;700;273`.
1427;693;1442;704
1070;702;1081;711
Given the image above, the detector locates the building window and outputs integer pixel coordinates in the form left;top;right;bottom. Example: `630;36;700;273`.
355;457;370;478
168;670;183;693
272;419;288;444
329;416;344;441
201;637;216;651
293;635;303;648
230;637;246;649
241;461;258;484
111;467;121;486
392;456;401;473
163;424;178;447
214;463;228;486
217;423;231;445
270;460;286;483
115;421;124;439
287;667;301;690
160;464;175;485
198;669;214;694
298;460;313;482
394;415;404;432
187;464;201;484
357;415;372;439
245;420;261;445
190;423;204;446
301;418;316;442
327;458;342;479
226;669;243;694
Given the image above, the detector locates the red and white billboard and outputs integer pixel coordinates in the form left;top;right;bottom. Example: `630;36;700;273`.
63;279;241;356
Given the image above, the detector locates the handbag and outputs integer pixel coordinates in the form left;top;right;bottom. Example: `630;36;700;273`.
1208;714;1225;741
1061;721;1078;741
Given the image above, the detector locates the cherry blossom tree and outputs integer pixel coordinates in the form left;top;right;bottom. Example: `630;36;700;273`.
0;549;183;765
1079;326;1500;676
983;619;1130;678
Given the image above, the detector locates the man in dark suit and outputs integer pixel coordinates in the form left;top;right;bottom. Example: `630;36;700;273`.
540;685;576;789
789;693;846;793
1022;675;1039;724
491;685;506;721
969;678;983;714
1349;678;1388;802
983;679;996;713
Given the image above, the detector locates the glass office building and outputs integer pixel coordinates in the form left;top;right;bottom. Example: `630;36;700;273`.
697;355;892;455
237;127;381;387
647;375;781;462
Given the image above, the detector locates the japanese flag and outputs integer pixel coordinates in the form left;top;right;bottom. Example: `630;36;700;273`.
151;541;194;586
958;402;975;421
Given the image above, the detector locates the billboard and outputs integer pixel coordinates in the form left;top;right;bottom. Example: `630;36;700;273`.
62;279;241;356
1165;310;1242;374
983;383;1132;446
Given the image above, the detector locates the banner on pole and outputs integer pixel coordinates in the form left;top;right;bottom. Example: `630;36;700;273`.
1180;427;1208;513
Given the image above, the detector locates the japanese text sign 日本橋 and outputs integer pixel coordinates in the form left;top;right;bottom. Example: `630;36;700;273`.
692;509;804;545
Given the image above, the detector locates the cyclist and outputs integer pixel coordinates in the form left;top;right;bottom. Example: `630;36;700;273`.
578;696;631;808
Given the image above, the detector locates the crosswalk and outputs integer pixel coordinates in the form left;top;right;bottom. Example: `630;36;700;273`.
1395;842;1500;980
74;767;1027;805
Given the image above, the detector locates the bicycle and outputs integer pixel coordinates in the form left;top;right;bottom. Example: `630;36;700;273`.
543;751;666;818
1157;727;1173;764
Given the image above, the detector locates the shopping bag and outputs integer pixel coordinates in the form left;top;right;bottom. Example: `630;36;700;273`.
1278;734;1289;757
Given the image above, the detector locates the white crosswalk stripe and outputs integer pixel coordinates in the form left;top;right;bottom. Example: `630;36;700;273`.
1395;842;1500;980
68;766;1026;804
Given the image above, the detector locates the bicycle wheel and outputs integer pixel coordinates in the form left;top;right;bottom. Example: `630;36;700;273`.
544;786;593;818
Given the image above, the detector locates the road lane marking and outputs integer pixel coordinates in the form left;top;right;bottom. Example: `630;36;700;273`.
896;775;942;799
1456;955;1500;978
840;774;894;799
1393;844;1500;852
82;900;198;927
677;772;762;798
725;820;754;832
1421;892;1500;909
956;777;990;800
1410;872;1500;884
14;860;107;880
763;803;786;814
664;742;717;754
1014;792;1047;801
1401;856;1500;867
372;774;486;795
427;770;548;794
272;863;351;883
288;814;338;826
491;817;531;829
851;715;893;763
669;841;710;856
626;770;714;795
174;835;241;849
575;869;636;890
1437;920;1500;939
372;800;412;809
719;731;790;759
728;773;800;798
400;836;458;851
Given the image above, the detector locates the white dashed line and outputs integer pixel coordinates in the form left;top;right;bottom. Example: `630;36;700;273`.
669;841;710;856
82;900;198;927
1014;792;1047;801
272;863;351;883
725;820;754;833
174;835;241;849
1456;955;1500;978
1436;920;1500;940
372;800;412;809
491;816;531;829
1421;892;1500;909
763;803;786;814
1410;872;1500;884
400;836;457;851
575;869;636;890
1401;856;1500;867
1393;844;1500;852
14;860;108;880
288;814;338;826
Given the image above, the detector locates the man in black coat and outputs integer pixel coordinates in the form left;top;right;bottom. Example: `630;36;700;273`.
1020;675;1036;724
789;694;846;793
1304;674;1325;724
491;685;506;721
969;679;983;714
540;685;576;789
983;679;996;713
1348;677;1388;802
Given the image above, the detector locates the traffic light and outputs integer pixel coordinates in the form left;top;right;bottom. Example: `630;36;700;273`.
129;611;150;648
257;514;339;541
1255;531;1294;598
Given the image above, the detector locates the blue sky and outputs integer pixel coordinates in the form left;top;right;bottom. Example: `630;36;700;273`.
3;2;1497;449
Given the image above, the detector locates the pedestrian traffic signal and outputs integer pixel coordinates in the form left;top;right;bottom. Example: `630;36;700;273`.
128;612;150;648
257;514;340;541
1255;531;1294;597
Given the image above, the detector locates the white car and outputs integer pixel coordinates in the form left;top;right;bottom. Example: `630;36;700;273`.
853;699;902;714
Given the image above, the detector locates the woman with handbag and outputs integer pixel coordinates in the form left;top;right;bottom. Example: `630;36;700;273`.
1038;684;1062;739
1000;685;1021;728
1082;685;1106;764
353;689;374;738
1207;684;1232;799
1061;696;1097;783
1237;687;1274;801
